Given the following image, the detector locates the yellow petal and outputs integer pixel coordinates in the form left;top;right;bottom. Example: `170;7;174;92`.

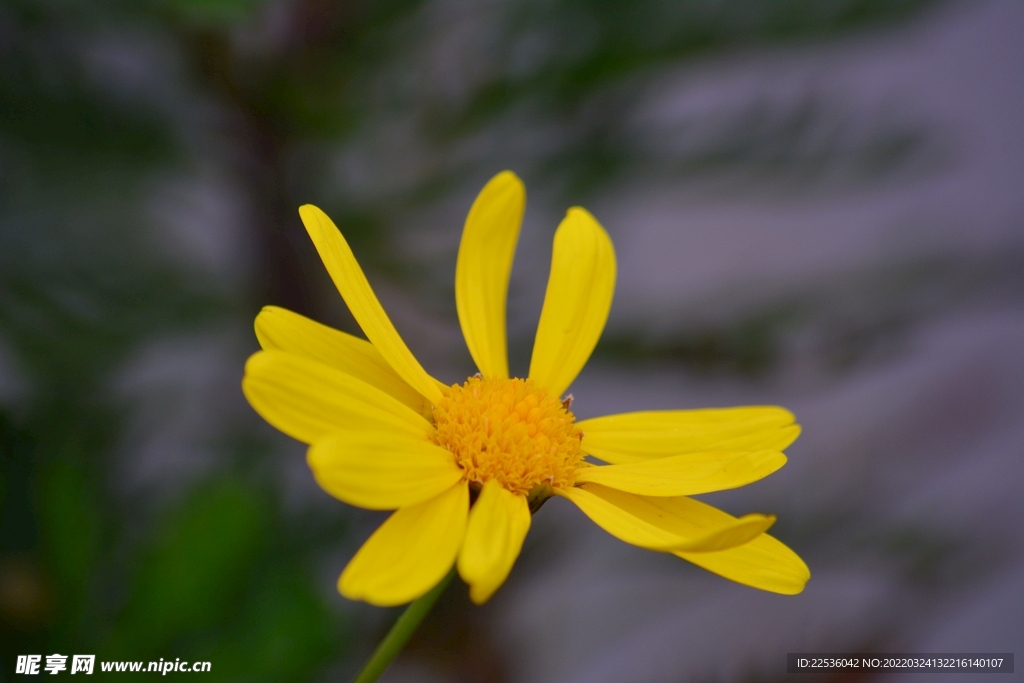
555;484;774;551
457;480;531;604
584;425;800;464
307;431;463;510
242;350;432;444
298;205;444;406
528;207;616;398
339;483;469;606
573;450;787;496
455;171;525;380
255;305;429;415
579;406;795;432
671;498;810;594
579;407;796;462
578;407;797;464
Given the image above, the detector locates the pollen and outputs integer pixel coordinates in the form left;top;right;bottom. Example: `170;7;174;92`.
432;376;583;497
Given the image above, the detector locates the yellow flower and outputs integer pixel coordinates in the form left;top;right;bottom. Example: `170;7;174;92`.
242;171;810;607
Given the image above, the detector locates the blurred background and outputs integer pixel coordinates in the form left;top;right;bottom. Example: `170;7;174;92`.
1;0;1022;681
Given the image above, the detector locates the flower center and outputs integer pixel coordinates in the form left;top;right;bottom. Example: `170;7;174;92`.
432;376;583;497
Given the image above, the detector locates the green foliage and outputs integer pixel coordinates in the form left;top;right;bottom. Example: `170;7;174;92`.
0;5;175;181
94;480;347;680
462;0;934;116
161;0;266;26
0;412;35;553
423;0;938;196
36;456;101;634
107;482;269;656
193;570;342;682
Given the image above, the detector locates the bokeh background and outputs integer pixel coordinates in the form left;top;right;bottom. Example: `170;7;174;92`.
1;0;1022;681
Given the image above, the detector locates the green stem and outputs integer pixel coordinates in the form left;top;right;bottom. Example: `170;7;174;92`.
351;567;456;683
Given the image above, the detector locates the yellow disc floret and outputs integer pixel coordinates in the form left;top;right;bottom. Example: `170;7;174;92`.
432;376;583;496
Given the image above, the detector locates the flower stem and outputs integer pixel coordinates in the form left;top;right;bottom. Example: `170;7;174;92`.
351;567;456;683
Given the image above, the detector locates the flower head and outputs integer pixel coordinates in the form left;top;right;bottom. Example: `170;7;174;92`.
243;171;809;606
